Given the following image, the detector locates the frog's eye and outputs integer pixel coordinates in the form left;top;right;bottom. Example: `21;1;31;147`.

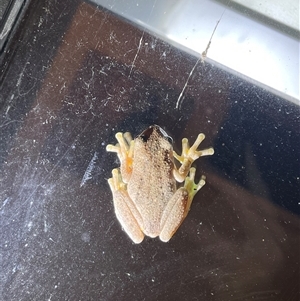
139;126;154;142
166;136;173;144
158;126;173;144
139;125;173;144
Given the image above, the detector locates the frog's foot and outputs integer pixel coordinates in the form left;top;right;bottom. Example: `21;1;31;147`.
106;132;134;182
107;168;126;192
106;132;134;159
173;133;214;182
184;167;206;200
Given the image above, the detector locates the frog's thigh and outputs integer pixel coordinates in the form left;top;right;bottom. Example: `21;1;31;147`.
112;189;145;244
159;188;190;242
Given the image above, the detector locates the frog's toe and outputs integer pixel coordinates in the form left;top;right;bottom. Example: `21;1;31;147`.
107;168;126;191
184;168;206;198
106;144;120;152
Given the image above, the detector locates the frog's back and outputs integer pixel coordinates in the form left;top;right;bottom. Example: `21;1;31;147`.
127;131;176;237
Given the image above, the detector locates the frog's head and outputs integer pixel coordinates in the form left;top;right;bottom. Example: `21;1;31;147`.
138;125;173;144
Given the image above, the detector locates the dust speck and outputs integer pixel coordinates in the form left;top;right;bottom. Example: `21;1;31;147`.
81;232;91;243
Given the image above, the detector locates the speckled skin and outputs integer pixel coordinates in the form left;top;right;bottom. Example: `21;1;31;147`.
106;125;214;243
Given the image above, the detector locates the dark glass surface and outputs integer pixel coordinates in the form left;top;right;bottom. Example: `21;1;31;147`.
1;1;299;300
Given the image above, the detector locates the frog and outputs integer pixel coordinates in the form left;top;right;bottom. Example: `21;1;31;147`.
106;125;214;243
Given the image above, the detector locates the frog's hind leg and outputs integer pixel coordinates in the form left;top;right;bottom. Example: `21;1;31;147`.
159;168;206;242
108;168;145;244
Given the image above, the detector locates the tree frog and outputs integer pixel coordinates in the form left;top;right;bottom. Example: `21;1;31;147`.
106;125;214;243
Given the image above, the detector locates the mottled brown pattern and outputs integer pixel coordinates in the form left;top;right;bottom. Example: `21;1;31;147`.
107;125;213;243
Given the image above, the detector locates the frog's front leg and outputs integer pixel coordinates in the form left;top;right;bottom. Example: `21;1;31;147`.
108;168;145;244
159;167;206;242
106;132;134;183
173;133;214;182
